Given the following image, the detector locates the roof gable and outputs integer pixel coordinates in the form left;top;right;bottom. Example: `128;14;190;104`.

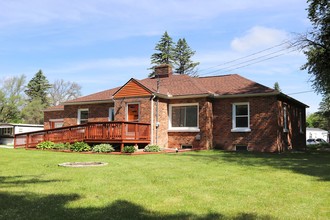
113;79;152;98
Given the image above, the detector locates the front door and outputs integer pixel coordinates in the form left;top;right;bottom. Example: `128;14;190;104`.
127;104;139;122
127;104;139;133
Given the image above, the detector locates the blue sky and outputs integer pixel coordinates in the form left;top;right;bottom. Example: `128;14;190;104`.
0;0;322;113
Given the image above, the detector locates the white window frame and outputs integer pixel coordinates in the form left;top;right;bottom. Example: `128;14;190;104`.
109;107;115;121
283;106;288;132
77;109;89;125
299;110;303;134
231;102;251;132
49;119;64;128
168;103;200;132
126;103;140;122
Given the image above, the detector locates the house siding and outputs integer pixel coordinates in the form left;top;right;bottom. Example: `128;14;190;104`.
114;80;151;98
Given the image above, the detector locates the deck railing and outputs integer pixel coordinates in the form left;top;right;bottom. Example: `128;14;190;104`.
14;121;151;150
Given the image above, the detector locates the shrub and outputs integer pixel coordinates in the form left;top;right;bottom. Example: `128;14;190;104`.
70;142;91;152
92;144;115;153
144;145;161;152
122;145;136;153
36;141;55;150
308;142;330;150
53;142;71;150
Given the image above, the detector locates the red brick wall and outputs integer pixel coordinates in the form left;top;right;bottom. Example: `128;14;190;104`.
44;110;64;129
153;98;169;148
167;98;213;149
43;94;306;152
277;99;306;151
213;96;280;152
61;103;114;126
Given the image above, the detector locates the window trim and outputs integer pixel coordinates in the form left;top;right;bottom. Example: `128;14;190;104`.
49;119;64;128
126;103;140;122
283;106;288;133
109;107;115;121
168;103;200;132
231;102;251;132
299;110;303;134
77;109;89;125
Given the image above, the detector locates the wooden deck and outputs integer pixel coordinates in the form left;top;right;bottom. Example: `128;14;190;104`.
14;121;151;151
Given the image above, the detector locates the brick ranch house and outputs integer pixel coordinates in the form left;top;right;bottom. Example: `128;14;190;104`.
44;64;307;152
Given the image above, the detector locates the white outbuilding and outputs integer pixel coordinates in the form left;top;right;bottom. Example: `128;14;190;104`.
306;127;329;142
0;123;44;146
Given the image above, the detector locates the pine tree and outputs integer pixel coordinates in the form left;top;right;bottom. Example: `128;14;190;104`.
149;31;175;77
273;82;281;92
173;38;199;76
25;70;51;106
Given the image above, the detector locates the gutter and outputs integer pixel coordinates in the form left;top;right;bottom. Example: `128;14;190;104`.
154;91;280;100
63;100;114;106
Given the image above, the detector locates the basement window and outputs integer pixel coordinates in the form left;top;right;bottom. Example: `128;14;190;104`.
235;145;248;151
181;145;193;149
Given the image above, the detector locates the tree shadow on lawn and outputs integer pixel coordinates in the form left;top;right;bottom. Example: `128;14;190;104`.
0;175;65;188
0;192;275;220
178;151;330;181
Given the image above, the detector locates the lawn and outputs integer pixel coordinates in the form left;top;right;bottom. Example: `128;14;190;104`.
0;149;329;220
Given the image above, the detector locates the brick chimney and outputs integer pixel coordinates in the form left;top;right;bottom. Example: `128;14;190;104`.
155;64;173;78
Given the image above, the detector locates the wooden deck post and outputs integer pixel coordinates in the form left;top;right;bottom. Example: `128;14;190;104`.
135;123;138;140
121;122;125;140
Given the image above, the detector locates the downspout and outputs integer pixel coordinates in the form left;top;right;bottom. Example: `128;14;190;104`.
151;94;156;145
156;76;160;145
156;96;159;145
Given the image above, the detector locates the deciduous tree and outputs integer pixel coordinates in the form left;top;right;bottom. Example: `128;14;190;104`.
0;75;26;123
48;79;82;106
298;0;330;95
21;98;45;124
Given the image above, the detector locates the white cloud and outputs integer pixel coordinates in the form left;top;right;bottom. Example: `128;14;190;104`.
47;57;149;75
230;26;289;52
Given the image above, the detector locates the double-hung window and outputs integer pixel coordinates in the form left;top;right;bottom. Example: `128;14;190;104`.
169;103;199;132
78;109;89;124
232;103;250;132
283;106;288;132
109;107;115;121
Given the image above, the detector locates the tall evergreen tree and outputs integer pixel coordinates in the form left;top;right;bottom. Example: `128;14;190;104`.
173;38;199;76
273;82;282;92
25;70;51;106
149;31;175;77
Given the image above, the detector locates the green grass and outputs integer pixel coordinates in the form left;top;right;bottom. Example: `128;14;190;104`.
0;149;329;220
